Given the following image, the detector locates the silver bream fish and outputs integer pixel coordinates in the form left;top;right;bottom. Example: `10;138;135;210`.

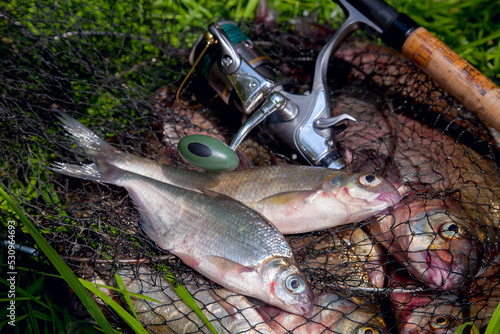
56;113;401;234
52;126;313;315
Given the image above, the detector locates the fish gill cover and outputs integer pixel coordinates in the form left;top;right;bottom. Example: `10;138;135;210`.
1;0;500;333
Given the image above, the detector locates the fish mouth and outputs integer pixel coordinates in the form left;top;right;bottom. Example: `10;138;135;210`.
300;304;312;315
291;293;314;316
408;252;465;290
298;298;314;315
376;192;401;206
257;302;311;319
368;268;386;288
280;302;312;316
399;325;437;334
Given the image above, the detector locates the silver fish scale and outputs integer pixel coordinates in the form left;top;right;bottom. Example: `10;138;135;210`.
164;164;338;201
117;172;295;268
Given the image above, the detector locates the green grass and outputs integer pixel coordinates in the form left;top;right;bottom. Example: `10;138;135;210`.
0;185;114;333
166;0;500;83
159;266;219;334
386;0;500;84
454;322;480;334
78;279;149;334
485;300;500;334
0;267;103;333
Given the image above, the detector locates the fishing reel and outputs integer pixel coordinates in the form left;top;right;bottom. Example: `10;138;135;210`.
177;20;358;171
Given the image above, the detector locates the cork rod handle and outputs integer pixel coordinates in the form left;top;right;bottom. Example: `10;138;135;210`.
401;27;500;132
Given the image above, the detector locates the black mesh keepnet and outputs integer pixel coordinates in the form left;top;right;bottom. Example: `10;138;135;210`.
1;1;499;333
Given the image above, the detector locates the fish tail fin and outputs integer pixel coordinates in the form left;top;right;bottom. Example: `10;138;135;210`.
49;161;161;244
49;161;122;185
57;111;117;160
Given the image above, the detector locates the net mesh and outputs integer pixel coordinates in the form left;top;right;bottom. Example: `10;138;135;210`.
1;1;499;333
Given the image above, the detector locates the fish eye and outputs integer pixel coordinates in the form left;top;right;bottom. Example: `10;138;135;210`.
430;315;451;329
358;327;378;334
439;222;464;239
285;274;306;294
359;174;382;187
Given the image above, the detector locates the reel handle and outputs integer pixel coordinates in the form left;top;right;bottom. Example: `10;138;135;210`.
178;92;288;171
178;135;239;171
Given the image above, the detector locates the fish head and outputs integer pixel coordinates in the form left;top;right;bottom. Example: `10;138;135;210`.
390;293;464;334
323;172;401;219
259;257;314;315
313;293;389;333
372;195;483;290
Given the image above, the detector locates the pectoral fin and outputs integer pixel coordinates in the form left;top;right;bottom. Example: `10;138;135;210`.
205;255;254;274
257;190;319;205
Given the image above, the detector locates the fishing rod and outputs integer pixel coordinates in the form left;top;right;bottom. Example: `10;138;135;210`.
332;0;500;133
176;0;500;172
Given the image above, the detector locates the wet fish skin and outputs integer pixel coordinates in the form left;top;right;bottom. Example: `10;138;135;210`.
338;227;386;288
465;261;500;331
388;270;467;334
257;292;389;334
390;292;465;334
116;266;235;334
50;161;313;315
312;293;388;334
334;91;499;290
335;90;500;229
113;265;389;334
207;288;276;333
56;112;401;234
113;265;276;333
370;190;484;290
249;171;401;234
290;227;386;289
